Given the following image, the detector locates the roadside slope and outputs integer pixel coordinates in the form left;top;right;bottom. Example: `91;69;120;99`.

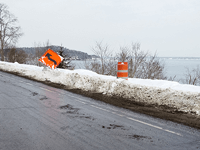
0;61;200;129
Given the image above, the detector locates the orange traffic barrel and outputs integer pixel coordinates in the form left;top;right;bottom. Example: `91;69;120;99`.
117;62;128;80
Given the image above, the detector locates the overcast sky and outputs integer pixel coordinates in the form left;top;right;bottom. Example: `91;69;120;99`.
1;0;200;57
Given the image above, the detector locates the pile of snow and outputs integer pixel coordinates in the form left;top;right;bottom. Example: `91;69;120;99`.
0;61;200;115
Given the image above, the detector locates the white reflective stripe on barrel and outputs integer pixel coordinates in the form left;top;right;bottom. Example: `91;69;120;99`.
117;70;128;72
118;77;128;79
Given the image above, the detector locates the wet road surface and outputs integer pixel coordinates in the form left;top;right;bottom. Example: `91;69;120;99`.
0;71;200;150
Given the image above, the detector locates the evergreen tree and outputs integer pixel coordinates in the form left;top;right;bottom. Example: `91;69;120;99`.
57;46;74;69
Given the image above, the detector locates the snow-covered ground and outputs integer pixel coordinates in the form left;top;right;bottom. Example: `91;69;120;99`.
0;61;200;115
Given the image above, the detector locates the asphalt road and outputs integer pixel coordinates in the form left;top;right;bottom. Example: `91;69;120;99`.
0;71;200;150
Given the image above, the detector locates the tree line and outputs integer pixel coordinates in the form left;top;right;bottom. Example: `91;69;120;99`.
2;41;75;70
85;41;200;86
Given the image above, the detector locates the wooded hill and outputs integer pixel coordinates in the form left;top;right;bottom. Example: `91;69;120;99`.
3;45;99;60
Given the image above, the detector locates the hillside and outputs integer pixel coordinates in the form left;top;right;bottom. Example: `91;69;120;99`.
4;46;99;60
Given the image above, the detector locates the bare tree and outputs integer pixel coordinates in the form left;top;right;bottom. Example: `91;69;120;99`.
184;66;200;85
92;41;111;75
0;3;23;61
34;42;44;66
116;43;147;78
117;46;129;62
7;47;16;62
15;49;27;64
128;43;148;78
116;43;166;79
32;40;51;66
105;57;117;75
168;75;177;81
7;47;27;64
84;41;117;75
87;59;102;74
141;53;166;79
86;41;166;80
43;39;51;50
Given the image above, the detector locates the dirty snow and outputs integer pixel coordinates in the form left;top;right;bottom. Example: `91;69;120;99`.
0;61;200;115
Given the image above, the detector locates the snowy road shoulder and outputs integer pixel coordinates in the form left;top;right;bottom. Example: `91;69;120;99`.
0;61;200;115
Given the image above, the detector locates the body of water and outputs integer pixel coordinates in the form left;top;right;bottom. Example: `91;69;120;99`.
71;57;200;81
163;57;200;80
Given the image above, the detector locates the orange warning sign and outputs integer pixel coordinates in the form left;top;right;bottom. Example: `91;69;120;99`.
38;49;63;69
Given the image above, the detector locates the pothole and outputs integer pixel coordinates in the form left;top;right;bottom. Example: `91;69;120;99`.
59;104;80;114
40;96;48;100
102;124;126;130
128;134;151;141
32;92;38;96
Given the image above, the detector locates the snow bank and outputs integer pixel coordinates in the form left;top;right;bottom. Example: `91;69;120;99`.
0;61;200;115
